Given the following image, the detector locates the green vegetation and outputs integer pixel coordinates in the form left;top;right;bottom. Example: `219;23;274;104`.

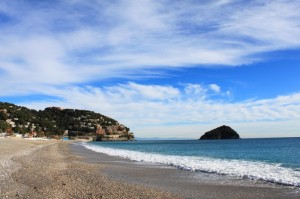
0;120;9;132
0;102;133;139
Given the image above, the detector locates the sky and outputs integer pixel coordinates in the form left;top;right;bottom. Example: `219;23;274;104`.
0;0;300;138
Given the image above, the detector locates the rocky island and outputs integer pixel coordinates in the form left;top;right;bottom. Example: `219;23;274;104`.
199;125;240;140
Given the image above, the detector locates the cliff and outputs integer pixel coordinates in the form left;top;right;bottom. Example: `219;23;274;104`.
199;125;240;140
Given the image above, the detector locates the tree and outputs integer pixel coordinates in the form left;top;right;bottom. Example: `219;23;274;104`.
0;112;7;120
0;120;9;132
13;126;27;134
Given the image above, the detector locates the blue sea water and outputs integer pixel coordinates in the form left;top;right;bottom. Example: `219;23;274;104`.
80;138;300;186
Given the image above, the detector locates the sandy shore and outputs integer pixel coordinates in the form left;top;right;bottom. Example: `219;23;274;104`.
0;138;178;198
1;138;299;199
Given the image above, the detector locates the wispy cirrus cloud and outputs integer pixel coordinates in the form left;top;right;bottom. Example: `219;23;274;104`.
1;1;300;137
0;0;300;95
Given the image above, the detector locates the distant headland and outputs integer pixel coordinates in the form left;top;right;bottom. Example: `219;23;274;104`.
199;125;240;140
0;102;134;141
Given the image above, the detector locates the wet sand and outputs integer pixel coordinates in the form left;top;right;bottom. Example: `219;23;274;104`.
1;138;299;198
71;143;300;199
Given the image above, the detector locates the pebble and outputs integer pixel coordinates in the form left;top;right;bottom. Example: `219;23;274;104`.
0;140;179;199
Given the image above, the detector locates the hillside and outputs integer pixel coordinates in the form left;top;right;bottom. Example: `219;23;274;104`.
0;102;134;140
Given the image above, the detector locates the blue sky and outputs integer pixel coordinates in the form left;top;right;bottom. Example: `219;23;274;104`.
0;0;300;138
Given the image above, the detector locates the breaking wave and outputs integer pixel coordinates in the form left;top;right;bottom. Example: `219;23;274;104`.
80;142;300;187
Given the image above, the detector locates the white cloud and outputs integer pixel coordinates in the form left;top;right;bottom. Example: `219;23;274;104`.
20;83;300;138
1;1;300;138
209;84;221;93
0;0;300;94
184;84;205;96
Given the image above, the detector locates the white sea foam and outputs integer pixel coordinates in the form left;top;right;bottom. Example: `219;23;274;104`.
81;143;300;187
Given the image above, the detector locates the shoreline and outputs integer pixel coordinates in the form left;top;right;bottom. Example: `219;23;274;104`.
71;143;300;199
0;138;178;198
1;138;299;198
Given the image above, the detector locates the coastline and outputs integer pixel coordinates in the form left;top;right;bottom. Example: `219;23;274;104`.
0;138;178;198
1;138;299;198
71;143;300;199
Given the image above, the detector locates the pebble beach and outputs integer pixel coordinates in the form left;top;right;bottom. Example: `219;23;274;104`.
1;138;299;199
0;138;178;198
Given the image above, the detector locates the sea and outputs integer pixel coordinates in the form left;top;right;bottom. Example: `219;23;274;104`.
79;138;300;187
